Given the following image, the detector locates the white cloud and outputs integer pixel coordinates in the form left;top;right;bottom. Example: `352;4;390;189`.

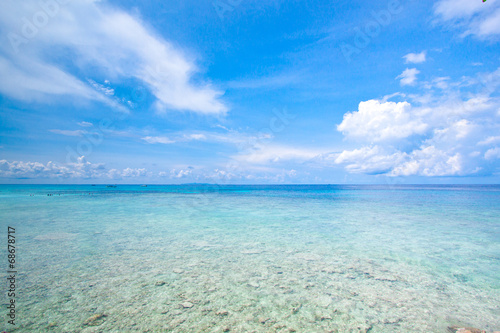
233;144;322;165
334;146;405;174
121;168;149;177
0;54;115;106
475;8;500;37
200;165;301;184
333;145;464;177
140;128;272;147
335;67;500;177
432;119;474;141
423;77;450;90
0;156;102;179
337;100;428;142
403;51;426;64
88;79;115;96
396;68;420;86
184;134;207;141
142;136;175;144
479;136;500;146
0;156;151;179
485;147;500;160
170;168;193;178
0;0;227;115
434;0;487;21
390;146;463;176
470;151;481;157
49;129;87;137
77;121;93;128
434;0;500;38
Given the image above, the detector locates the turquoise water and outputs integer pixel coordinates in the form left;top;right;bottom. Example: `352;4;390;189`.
1;185;499;332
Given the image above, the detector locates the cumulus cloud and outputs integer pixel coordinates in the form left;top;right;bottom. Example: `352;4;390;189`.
0;156;151;179
121;168;149;177
396;68;420;86
403;51;426;64
333;145;466;177
0;156;101;179
337;100;428;142
170;168;193;178
334;146;405;174
0;0;227;115
434;0;500;38
0;156;306;183
390;147;463;177
335;68;500;177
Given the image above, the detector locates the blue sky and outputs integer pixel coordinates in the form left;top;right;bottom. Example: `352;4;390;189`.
0;0;499;184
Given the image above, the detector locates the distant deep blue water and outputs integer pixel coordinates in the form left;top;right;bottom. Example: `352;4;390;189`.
1;185;499;332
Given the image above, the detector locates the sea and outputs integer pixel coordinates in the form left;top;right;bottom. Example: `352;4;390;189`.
0;184;499;332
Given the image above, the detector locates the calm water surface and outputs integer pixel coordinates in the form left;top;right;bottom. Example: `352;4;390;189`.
0;185;499;332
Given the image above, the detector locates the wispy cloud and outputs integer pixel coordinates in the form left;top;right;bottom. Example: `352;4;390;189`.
485;147;500;160
184;134;207;141
142;136;175;144
0;0;227;115
87;79;115;96
434;0;500;38
232;144;326;165
0;54;113;106
423;77;451;90
49;129;87;137
140;127;272;148
225;73;301;90
77;121;93;128
479;136;500;146
141;133;209;145
0;156;102;179
403;51;426;64
396;68;420;86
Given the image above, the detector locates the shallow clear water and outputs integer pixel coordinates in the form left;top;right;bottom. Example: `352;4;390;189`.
1;185;499;332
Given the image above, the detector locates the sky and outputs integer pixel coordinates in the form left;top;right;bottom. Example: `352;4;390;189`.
0;0;499;184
